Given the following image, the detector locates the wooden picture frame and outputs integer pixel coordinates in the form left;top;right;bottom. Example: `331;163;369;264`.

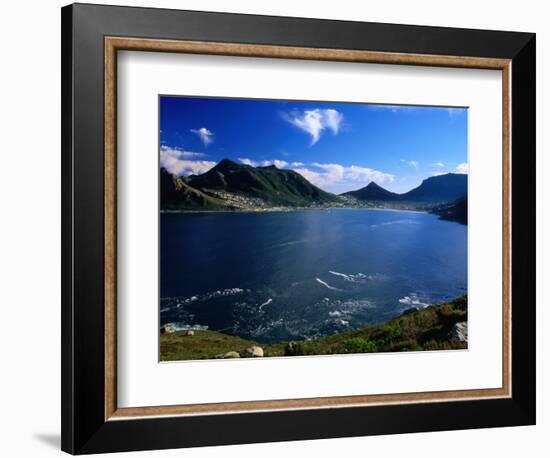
62;3;535;454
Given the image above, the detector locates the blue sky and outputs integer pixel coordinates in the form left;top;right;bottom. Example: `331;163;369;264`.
160;96;468;194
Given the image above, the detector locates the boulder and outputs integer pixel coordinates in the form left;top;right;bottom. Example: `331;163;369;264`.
244;346;264;357
160;325;175;335
451;321;468;343
214;351;241;359
185;330;195;336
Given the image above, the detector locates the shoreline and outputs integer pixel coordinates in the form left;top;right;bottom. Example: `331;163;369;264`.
161;206;430;215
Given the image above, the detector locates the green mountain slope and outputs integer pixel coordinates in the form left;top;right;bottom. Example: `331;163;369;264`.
160;168;229;210
187;159;339;207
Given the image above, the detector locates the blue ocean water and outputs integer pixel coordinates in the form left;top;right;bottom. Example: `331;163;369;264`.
160;209;467;343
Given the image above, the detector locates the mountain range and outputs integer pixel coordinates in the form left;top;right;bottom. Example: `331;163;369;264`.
342;173;467;204
161;159;467;222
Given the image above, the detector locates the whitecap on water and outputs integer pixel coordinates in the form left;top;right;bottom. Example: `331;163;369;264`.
370;219;422;229
328;270;383;283
258;298;272;311
315;278;340;291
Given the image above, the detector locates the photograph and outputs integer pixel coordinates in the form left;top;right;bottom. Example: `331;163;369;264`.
159;96;469;361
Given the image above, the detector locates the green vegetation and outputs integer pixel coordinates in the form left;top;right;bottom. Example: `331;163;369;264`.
160;168;228;210
160;330;260;361
160;295;467;361
161;159;339;211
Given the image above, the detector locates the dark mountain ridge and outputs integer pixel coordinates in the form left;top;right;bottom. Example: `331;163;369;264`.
343;181;401;201
343;173;467;205
402;173;467;203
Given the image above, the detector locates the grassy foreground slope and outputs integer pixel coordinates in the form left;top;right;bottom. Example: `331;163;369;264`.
160;295;467;361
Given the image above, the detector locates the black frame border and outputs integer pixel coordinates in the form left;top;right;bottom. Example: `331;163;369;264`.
61;3;535;454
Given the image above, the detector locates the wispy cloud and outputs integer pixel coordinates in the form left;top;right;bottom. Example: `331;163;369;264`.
293;162;394;193
160;145;216;175
455;162;468;174
283;108;343;145
190;127;215;147
290;161;304;167
432;162;445;168
401;159;419;171
161;146;207;159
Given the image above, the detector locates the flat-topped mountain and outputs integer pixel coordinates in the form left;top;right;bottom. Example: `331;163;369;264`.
402;173;467;203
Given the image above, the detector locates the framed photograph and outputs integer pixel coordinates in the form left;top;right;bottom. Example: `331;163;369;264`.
61;3;536;454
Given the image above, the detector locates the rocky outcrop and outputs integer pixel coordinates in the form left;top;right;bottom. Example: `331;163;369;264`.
451;321;468;343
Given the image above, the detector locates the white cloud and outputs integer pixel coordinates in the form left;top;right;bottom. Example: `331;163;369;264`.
231;157;394;192
455;162;468;174
271;159;289;169
237;158;289;169
293;162;394;193
160;146;216;175
190;127;214;147
401;159;419;171
160;146;207;159
432;172;448;176
284;109;343;145
237;157;257;166
432;162;445;167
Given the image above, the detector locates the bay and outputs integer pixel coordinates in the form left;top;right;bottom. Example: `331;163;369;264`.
160;209;467;343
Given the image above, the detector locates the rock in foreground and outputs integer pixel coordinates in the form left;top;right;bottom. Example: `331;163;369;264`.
160;325;175;334
451;321;468;343
244;346;264;357
215;351;241;359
